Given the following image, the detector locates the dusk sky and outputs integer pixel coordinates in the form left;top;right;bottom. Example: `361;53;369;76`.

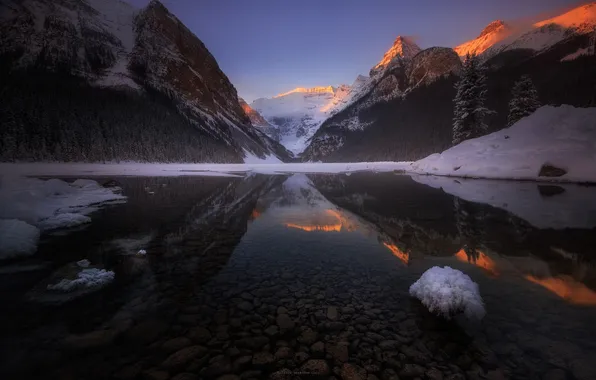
127;0;582;102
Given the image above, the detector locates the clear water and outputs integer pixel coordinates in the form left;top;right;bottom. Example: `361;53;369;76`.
1;173;595;380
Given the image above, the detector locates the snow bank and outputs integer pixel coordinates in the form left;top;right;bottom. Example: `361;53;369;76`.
0;177;126;230
46;268;115;292
409;266;485;320
410;105;596;183
0;219;40;260
412;175;596;229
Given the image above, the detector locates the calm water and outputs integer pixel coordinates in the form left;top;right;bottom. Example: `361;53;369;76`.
1;173;595;380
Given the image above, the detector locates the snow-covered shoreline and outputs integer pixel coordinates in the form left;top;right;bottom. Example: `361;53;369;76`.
1;105;594;183
0;162;410;177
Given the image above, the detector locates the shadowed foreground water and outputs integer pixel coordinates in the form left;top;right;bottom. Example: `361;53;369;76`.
1;173;595;380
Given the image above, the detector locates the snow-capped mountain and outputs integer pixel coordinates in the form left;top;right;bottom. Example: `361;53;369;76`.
369;36;422;78
0;0;289;163
249;83;372;155
302;2;596;163
455;20;513;57
453;3;596;61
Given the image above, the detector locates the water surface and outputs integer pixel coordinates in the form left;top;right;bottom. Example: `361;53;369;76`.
1;173;595;380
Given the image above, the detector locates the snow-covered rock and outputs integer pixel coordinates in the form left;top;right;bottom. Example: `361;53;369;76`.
410;105;596;183
46;268;115;292
0;219;40;260
409;266;485;320
407;47;462;88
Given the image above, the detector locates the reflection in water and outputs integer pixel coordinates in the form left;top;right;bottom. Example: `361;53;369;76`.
455;249;499;277
3;173;596;380
382;242;409;264
525;275;596;305
285;209;343;232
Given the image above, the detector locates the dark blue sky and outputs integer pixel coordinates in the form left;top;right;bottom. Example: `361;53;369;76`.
128;0;580;102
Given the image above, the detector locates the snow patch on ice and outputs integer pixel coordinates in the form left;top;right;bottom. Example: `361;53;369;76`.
37;213;92;231
46;268;115;292
0;177;126;230
409;266;486;320
0;219;41;260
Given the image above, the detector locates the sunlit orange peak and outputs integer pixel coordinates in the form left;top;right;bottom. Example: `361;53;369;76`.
455;249;499;276
383;242;409;264
525;275;596;306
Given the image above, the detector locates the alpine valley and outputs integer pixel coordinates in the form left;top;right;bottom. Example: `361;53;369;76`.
0;0;595;163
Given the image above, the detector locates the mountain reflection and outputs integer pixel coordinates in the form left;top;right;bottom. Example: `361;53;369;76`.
382;242;409;264
455;249;499;277
525;275;596;306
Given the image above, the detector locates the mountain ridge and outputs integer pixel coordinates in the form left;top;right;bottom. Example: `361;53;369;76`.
0;0;290;163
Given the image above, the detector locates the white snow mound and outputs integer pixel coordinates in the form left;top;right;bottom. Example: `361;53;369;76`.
47;268;115;292
0;219;41;260
410;105;596;183
409;266;486;320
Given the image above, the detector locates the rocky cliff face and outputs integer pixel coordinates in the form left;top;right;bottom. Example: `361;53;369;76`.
0;0;289;163
407;47;462;87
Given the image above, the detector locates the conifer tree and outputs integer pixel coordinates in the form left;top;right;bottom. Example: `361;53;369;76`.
507;75;540;126
452;53;492;145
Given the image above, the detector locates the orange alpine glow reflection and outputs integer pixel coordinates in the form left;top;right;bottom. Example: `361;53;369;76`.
525;275;596;306
285;209;351;233
383;242;409;264
455;249;499;276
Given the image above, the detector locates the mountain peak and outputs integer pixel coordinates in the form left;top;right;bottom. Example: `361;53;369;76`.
274;86;336;98
454;19;512;57
479;20;507;38
370;35;421;77
534;2;596;32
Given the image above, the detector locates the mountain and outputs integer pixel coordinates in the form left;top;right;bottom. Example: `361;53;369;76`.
484;3;596;60
0;0;290;163
249;83;372;155
303;2;596;162
455;20;513;57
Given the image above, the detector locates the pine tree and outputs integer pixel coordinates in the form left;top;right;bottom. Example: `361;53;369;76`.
452;53;492;145
507;75;540;126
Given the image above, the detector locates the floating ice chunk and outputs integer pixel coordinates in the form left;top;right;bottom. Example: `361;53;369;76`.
71;179;102;189
76;259;91;268
37;213;92;230
409;266;485;320
47;268;115;292
0;219;40;260
137;249;147;255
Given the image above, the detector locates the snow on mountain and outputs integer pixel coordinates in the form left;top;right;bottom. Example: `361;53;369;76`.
455;20;513;57
369;36;422;78
477;3;596;59
249;85;362;154
409;105;596;183
0;0;290;162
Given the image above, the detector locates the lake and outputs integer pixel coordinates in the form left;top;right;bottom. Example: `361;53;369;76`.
1;173;595;380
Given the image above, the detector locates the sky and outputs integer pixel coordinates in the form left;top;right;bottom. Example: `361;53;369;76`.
127;0;582;102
